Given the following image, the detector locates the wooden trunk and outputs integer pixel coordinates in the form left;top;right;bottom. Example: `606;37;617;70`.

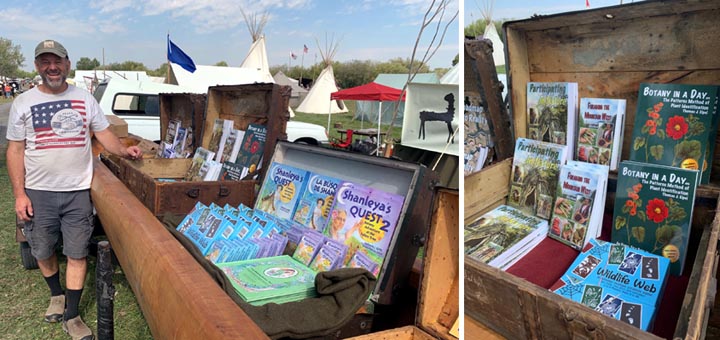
158;92;206;149
464;1;720;338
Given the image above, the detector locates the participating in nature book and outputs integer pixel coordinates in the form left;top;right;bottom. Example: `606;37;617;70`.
548;161;609;250
611;160;699;275
576;98;627;170
184;147;216;181
550;239;670;331
324;182;405;276
526;82;579;148
255;162;309;220
628;83;718;184
464;95;494;175
236;124;267;173
508;138;569;221
216;255;317;306
292;173;343;232
464;204;549;270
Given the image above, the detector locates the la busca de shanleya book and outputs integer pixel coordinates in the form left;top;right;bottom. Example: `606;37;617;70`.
292;173;343;233
628;83;718;184
464;204;548;270
508;138;569;221
526;82;578;148
611;160;699;276
323;181;405;277
551;238;670;331
548;160;609;251
576;98;627;171
254;162;309;221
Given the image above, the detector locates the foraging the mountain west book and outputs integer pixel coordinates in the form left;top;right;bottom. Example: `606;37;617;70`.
611;160;699;275
464;204;548;270
576;98;626;170
508;138;569;221
548;161;609;250
628;83;717;184
526;82;578;148
551;239;670;331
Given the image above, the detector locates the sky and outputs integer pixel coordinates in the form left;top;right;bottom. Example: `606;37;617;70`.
3;0;460;73
465;0;646;26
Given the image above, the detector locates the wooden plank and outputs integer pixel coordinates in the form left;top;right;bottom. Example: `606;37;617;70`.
464;316;504;340
504;25;531;140
122;157;192;178
464;158;511;222
347;326;429;340
91;159;269;340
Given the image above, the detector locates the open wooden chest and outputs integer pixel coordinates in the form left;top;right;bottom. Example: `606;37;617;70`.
347;189;462;340
464;1;720;339
101;83;290;216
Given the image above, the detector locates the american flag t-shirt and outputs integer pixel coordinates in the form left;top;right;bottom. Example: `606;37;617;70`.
30;99;87;150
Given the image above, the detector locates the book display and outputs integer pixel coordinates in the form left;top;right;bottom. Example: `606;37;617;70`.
526;82;578;148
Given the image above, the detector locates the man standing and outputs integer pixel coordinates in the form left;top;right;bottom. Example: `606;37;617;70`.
5;39;142;340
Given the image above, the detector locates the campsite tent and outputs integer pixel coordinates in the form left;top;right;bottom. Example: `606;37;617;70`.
295;38;347;115
481;1;505;66
273;71;308;107
167;63;266;94
440;63;459;84
331;82;406;154
354;73;439;125
239;11;274;83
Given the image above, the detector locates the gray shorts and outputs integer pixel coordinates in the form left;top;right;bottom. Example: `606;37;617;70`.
24;189;94;260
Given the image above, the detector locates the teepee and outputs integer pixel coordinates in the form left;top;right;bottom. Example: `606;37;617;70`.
295;35;348;116
481;1;505;66
240;10;274;83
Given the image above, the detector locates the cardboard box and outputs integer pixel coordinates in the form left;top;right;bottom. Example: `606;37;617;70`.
105;114;128;138
464;1;720;339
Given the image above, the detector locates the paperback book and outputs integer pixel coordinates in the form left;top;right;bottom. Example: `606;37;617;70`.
464;94;494;175
184;147;216;181
324;182;405;276
215;119;236;162
292;173;343;232
464;204;548;269
548;161;609;250
611;160;699;275
576;98;627;170
526;82;579;148
255;162;309;220
508;138;569;221
236;123;267;173
628;83;717;184
550;239;670;331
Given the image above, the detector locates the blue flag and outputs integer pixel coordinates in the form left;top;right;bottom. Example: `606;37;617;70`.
167;35;196;73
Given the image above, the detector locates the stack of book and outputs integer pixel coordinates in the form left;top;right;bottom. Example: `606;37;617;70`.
157;118;194;159
216;255;318;306
551;239;670;331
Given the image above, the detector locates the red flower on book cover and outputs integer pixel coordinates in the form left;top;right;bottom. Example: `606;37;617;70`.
646;198;669;223
666;115;689;140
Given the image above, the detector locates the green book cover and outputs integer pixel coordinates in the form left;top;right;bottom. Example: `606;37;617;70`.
576;98;626;171
526;82;578;147
216;255;317;305
629;83;717;184
611;161;699;275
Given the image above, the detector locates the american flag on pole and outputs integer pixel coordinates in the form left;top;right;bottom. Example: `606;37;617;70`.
291;52;297;60
303;44;308;53
31;100;87;150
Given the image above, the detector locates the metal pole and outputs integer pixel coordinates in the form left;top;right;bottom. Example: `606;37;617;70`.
96;240;115;340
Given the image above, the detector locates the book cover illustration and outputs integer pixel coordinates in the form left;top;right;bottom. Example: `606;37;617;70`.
164;119;181;147
292;173;343;232
464;94;494;175
255;162;309;220
177;202;208;234
548;161;608;250
226;129;245;163
526;82;578;147
346;250;379;275
508;138;568;221
464;204;548;269
219;162;248;181
629;83;717;184
206;118;225;155
576;98;626;170
184;147;215;181
216;255;317;305
172;127;187;158
215;119;235;162
236;123;267;173
611;160;699;275
551;239;670;331
324;182;405;276
292;229;325;265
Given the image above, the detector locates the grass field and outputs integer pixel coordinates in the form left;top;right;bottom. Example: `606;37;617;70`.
0;164;152;339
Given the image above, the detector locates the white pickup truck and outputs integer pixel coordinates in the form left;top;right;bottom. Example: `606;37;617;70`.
92;77;329;144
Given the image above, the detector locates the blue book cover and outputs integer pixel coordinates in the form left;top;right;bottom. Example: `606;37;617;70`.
292;172;343;233
551;239;670;331
255;162;310;221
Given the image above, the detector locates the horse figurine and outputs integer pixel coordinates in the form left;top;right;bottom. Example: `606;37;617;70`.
418;92;455;144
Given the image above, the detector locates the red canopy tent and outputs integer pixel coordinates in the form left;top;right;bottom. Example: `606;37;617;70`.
330;82;406;154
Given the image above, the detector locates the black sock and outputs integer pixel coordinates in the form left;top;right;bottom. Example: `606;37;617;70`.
43;272;64;297
64;288;83;320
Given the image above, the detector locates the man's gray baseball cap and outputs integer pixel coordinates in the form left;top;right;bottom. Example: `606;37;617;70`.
35;40;68;58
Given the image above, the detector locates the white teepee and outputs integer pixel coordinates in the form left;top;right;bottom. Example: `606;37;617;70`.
481;1;505;66
240;10;274;83
295;36;348;115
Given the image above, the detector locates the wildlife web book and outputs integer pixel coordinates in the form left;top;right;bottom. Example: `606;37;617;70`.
611;160;699;276
508;138;569;221
292;172;343;233
323;182;405;275
526;82;579;148
551;239;670;331
576;98;626;170
255;162;309;221
628;83;717;184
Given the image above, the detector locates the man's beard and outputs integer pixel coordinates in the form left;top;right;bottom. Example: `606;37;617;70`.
41;72;67;90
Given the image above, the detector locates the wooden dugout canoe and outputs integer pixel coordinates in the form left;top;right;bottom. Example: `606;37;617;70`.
91;158;269;340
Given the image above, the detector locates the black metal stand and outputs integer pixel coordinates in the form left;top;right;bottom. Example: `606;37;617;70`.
96;240;115;339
